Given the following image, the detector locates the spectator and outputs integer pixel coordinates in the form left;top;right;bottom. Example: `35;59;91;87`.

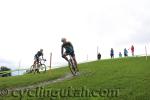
131;45;134;56
124;48;128;57
119;52;122;58
97;53;101;60
110;48;114;58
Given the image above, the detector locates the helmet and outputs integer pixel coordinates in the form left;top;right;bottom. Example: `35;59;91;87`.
40;49;43;52
61;38;66;42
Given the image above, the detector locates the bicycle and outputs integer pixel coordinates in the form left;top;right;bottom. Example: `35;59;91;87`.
30;58;47;73
68;55;79;76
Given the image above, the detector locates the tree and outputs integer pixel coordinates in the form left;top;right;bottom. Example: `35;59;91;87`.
0;66;12;77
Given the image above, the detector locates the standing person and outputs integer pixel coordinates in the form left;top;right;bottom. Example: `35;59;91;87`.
61;38;79;71
124;48;128;57
119;52;122;58
131;45;134;56
110;48;114;58
97;53;101;60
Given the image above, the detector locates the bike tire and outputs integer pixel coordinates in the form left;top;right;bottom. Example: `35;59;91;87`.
39;64;47;72
69;59;77;76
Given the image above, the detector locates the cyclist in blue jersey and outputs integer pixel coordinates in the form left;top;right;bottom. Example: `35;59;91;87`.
61;38;78;69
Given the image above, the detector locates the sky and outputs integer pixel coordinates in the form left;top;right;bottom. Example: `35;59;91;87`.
0;0;150;70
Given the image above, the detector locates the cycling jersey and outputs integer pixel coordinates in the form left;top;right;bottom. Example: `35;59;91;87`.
35;51;43;58
61;42;75;57
62;42;74;53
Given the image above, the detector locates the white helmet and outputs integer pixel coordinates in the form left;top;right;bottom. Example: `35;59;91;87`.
40;49;43;52
61;38;66;42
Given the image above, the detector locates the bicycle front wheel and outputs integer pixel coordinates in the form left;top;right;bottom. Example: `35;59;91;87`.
69;59;77;76
39;64;47;72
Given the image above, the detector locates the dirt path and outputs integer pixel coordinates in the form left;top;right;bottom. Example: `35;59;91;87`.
8;73;75;91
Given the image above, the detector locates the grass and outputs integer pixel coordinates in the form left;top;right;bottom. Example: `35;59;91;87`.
0;56;150;100
0;67;67;89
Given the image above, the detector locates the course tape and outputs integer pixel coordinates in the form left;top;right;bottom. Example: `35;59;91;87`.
0;68;29;75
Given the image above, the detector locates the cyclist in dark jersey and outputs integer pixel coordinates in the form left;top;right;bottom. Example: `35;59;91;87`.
34;49;44;64
61;38;78;68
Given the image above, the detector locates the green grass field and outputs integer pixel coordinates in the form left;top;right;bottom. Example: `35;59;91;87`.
0;56;150;100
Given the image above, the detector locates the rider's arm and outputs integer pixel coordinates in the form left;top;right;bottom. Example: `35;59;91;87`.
41;53;44;59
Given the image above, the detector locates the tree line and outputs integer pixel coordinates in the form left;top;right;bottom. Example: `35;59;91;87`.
0;66;11;77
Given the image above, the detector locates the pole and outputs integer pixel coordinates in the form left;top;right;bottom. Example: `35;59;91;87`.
18;60;21;75
145;45;147;61
87;54;88;61
50;52;52;69
97;46;99;55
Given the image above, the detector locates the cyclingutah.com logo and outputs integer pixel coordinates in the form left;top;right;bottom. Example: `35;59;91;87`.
0;89;9;96
8;86;120;98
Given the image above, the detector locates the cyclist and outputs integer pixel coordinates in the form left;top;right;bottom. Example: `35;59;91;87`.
34;49;44;65
31;49;46;73
32;49;44;73
61;38;78;71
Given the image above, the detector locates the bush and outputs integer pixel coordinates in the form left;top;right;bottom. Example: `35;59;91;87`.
0;66;12;77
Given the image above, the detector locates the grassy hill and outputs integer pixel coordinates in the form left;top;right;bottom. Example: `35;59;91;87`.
0;56;150;100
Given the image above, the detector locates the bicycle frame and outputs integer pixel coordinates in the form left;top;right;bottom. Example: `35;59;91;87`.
38;58;46;65
68;55;78;76
31;58;46;73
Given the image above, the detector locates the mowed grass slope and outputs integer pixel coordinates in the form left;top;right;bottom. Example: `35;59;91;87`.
0;67;67;89
1;56;150;100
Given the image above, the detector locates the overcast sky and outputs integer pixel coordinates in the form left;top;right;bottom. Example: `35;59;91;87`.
0;0;150;70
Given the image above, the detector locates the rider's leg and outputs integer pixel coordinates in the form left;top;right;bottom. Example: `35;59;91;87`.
70;52;79;71
62;53;69;61
34;56;37;65
33;58;37;73
73;56;79;71
33;61;36;65
62;56;69;62
35;58;40;73
62;53;71;66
